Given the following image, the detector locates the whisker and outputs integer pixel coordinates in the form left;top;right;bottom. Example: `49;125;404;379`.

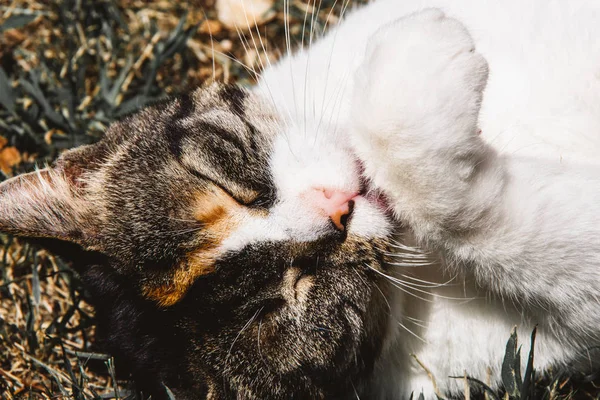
166;227;205;236
317;0;352;140
239;0;269;75
308;0;324;124
384;252;430;261
354;266;428;343
256;317;272;372
351;381;361;400
387;249;431;259
386;238;430;255
228;5;294;152
314;0;341;140
300;0;312;50
226;306;264;363
321;0;339;35
283;0;300;118
398;319;428;343
233;22;260;80
249;5;273;69
200;9;217;82
373;276;392;312
404;316;429;329
242;2;296;132
367;265;434;303
366;263;475;302
219;4;294;148
393;275;453;289
323;66;352;141
387;261;436;268
310;0;324;47
300;0;316;139
390;276;465;299
202;44;258;78
167;217;200;223
352;265;391;311
400;273;458;288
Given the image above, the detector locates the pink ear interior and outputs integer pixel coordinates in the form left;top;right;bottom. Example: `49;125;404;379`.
0;166;96;246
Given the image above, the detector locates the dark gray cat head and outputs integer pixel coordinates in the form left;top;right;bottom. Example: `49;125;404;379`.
0;83;394;398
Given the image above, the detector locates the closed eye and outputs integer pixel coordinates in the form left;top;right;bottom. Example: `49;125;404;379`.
244;189;275;209
187;169;272;208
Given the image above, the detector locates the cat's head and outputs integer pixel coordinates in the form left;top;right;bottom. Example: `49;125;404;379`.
0;83;394;398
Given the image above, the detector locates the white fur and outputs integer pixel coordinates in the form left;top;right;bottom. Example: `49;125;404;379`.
244;0;600;397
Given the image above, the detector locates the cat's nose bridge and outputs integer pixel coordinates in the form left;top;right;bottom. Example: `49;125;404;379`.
303;188;358;231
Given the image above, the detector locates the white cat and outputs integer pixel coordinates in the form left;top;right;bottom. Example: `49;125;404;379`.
254;0;600;397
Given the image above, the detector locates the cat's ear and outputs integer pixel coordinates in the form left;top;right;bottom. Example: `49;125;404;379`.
0;148;101;249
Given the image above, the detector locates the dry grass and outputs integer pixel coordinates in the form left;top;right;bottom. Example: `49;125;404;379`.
0;240;117;398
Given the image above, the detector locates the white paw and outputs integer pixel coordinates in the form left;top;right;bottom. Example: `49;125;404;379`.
351;8;488;146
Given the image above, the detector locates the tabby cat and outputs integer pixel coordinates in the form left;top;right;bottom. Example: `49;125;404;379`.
2;0;600;398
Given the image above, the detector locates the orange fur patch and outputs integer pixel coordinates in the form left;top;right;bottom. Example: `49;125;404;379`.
143;187;244;307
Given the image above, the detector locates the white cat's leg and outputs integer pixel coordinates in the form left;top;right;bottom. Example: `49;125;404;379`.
351;7;600;378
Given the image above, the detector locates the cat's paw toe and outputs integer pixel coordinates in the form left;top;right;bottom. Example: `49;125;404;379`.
366;9;476;62
352;9;489;140
406;7;446;22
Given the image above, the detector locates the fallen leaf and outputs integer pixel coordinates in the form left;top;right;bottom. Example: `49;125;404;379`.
2;28;26;46
0;146;22;174
199;19;223;35
216;0;275;31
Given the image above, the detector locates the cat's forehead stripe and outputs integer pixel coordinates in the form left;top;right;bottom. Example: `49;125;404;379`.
219;85;247;116
164;93;196;157
164;85;252;158
195;120;250;157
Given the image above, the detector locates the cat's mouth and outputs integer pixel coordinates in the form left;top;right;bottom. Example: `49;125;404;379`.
355;159;392;215
362;185;391;213
358;175;392;215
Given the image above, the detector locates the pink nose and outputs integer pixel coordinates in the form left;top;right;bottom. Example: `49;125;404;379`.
304;188;358;231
